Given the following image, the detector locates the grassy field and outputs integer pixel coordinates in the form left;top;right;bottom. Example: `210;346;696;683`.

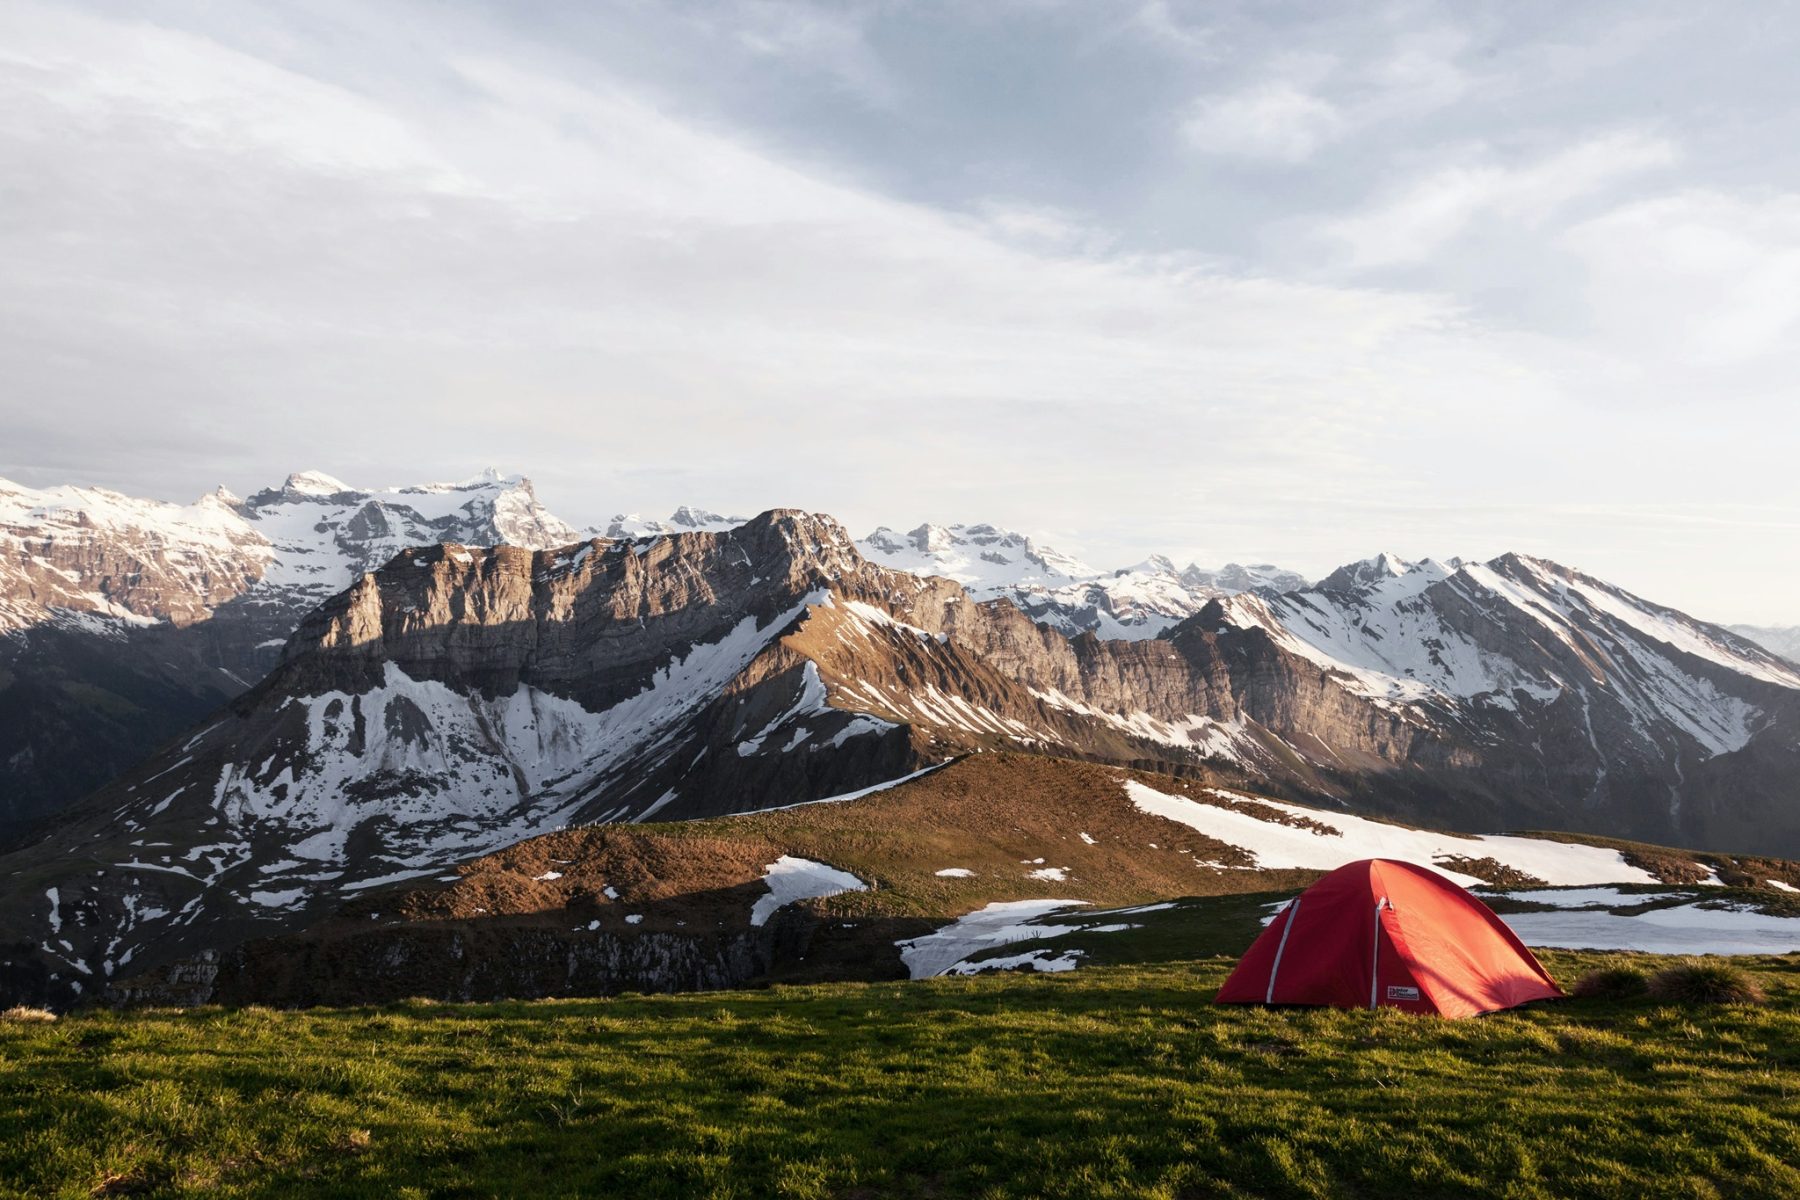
4;951;1799;1199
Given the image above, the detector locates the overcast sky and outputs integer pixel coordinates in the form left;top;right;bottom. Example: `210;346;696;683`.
3;1;1798;623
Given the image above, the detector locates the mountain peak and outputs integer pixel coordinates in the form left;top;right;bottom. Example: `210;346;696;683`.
601;507;747;539
1119;554;1178;577
1319;552;1418;594
858;520;1094;588
905;523;957;555
280;470;354;497
856;520;1308;639
200;485;245;509
669;504;740;529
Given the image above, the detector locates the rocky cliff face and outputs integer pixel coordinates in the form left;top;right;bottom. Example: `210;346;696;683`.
4;508;1799;1010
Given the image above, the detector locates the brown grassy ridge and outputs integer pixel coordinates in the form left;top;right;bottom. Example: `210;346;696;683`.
365;754;1329;932
358;752;1800;937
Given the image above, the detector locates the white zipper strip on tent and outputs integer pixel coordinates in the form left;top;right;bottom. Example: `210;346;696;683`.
1265;896;1301;1003
1368;897;1388;1010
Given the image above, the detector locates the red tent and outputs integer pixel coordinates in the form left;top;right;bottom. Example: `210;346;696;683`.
1215;858;1563;1018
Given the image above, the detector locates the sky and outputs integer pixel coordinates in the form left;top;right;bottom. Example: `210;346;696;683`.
2;1;1798;624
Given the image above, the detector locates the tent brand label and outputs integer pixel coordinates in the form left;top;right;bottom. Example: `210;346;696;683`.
1385;985;1422;1001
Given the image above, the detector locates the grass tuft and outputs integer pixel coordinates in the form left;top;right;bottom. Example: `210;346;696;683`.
0;1005;57;1022
1647;960;1767;1005
1571;967;1649;1000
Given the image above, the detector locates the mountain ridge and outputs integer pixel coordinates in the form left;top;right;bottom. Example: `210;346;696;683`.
4;505;1799;1009
856;518;1310;640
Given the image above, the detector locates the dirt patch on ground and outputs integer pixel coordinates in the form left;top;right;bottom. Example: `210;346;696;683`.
1706;855;1800;893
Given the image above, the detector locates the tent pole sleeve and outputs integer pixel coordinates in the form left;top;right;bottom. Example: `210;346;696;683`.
1265;896;1301;1003
1369;898;1387;1010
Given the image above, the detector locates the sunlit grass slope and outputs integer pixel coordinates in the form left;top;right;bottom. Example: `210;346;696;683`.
4;951;1799;1199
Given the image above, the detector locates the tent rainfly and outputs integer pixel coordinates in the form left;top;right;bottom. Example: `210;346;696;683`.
1215;858;1563;1018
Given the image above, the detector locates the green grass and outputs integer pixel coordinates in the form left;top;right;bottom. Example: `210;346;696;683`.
4;953;1800;1199
952;894;1283;970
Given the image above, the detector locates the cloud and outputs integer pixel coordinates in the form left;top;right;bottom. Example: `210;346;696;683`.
691;1;898;108
1182;81;1346;163
0;0;1518;532
1561;189;1800;365
970;200;1121;257
1176;22;1477;164
1;0;1797;624
1128;1;1216;57
1316;131;1678;269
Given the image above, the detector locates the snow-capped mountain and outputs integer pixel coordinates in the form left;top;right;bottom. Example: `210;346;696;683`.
0;469;579;832
1219;552;1800;734
0;476;268;633
0;468;575;636
1729;624;1800;665
1207;550;1800;843
597;506;748;539
233;468;578;625
859;522;1098;587
856;520;1307;639
7;510;1798;1010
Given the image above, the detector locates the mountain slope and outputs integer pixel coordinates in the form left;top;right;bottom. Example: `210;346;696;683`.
1210;552;1800;846
1730;624;1800;665
88;753;1800;1007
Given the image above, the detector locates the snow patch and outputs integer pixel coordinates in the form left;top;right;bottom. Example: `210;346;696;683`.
749;856;868;926
942;949;1084;975
1502;901;1800;954
896;899;1090;979
1123;779;1660;887
1495;887;1687;909
761;762;949;812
